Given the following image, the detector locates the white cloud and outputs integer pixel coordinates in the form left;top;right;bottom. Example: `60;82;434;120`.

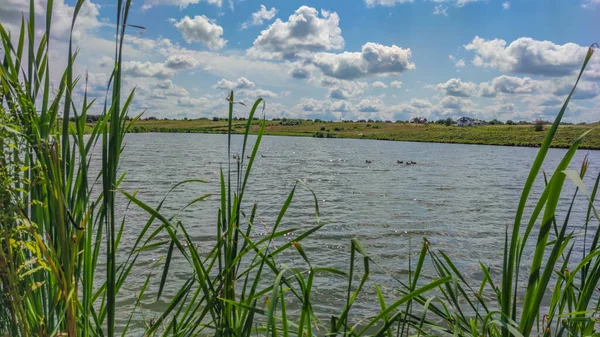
439;96;474;115
432;78;477;97
310;42;415;79
433;5;449;16
165;54;201;69
364;0;413;7
358;98;385;112
390;81;403;89
479;75;538;97
372;81;388;89
122;61;174;78
449;55;466;68
502;2;510;9
213;77;256;90
173;15;227;50
142;0;222;10
150;80;189;99
288;62;313;79
553;81;600;100
0;0;102;40
320;77;369;99
465;36;589;76
241;5;278;30
247;6;344;59
238;88;279;99
582;0;600;8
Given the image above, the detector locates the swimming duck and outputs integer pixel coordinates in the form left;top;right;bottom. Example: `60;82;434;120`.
366;160;372;164
397;160;403;164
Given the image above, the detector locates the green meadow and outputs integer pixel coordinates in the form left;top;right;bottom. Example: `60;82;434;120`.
125;119;600;149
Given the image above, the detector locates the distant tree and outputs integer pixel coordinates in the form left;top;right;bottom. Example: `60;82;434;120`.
518;120;530;125
367;119;374;123
314;118;323;123
385;120;392;123
320;127;326;131
488;119;503;125
183;117;188;121
358;119;366;123
212;117;220;122
505;120;514;125
533;119;544;132
435;119;445;125
147;116;157;121
444;118;453;126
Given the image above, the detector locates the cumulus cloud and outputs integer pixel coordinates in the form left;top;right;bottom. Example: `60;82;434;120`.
150;80;189;99
320;77;369;99
241;5;278;30
433;78;477;97
213;77;256;90
553;81;600;100
122;61;174;78
173;15;227;50
0;0;101;40
502;2;510;9
364;0;413;7
372;81;388;89
165;54;201;69
479;75;538;97
390;81;403;89
465;36;589;76
142;0;222;10
288;62;313;79
438;96;474;116
310;42;415;80
358;98;385;112
247;6;344;59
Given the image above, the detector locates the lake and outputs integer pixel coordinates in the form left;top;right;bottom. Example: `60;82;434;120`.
108;133;600;331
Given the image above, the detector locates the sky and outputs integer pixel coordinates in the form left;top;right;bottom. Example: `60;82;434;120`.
1;0;600;122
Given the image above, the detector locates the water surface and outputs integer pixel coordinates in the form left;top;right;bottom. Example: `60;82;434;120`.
109;133;599;330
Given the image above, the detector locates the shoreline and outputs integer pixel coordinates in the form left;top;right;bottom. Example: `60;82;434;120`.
121;120;600;150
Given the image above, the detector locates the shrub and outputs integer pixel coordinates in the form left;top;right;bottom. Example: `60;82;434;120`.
533;119;544;131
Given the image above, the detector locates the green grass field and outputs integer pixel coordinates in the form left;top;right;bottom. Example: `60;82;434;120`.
124;119;600;149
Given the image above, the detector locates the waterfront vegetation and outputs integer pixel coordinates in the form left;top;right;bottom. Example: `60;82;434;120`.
2;1;600;337
125;119;600;149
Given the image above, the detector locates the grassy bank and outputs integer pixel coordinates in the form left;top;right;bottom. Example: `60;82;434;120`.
125;119;600;149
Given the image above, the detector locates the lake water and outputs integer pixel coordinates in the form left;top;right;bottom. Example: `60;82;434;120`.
110;133;600;331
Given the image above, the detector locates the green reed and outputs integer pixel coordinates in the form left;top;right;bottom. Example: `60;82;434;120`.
2;0;600;336
0;0;145;336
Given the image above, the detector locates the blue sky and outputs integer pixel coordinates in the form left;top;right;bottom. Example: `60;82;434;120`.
3;0;599;121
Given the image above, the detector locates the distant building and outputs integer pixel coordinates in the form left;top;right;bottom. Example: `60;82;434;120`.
456;116;474;126
472;120;485;126
409;116;428;124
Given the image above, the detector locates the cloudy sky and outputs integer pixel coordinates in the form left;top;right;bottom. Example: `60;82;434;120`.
2;0;599;122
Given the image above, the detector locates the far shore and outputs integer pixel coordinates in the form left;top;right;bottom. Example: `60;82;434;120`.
86;119;600;150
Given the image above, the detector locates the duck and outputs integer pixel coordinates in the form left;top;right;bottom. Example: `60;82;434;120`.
411;161;417;165
247;155;251;159
261;154;267;158
397;160;403;164
233;154;238;159
366;160;372;164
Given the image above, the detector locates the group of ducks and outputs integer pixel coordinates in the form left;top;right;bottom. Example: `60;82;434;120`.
365;160;417;165
232;154;267;159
